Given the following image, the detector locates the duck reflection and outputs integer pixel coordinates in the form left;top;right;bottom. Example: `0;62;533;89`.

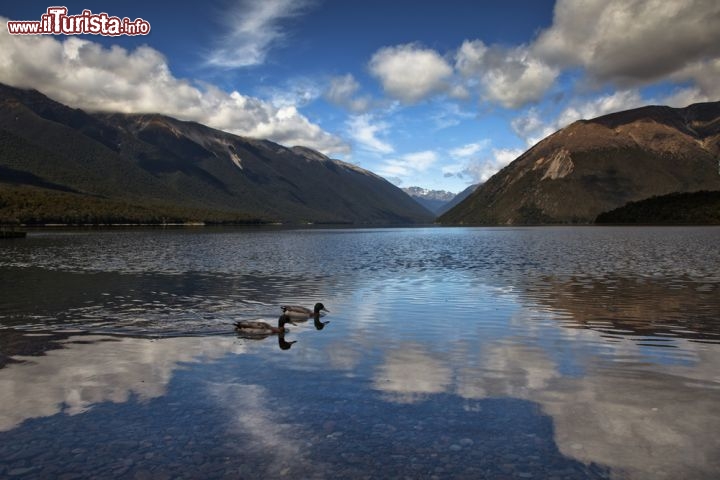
277;334;297;350
234;331;297;351
313;316;330;330
234;314;295;335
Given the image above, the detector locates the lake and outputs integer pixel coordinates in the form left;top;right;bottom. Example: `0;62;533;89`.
1;226;719;479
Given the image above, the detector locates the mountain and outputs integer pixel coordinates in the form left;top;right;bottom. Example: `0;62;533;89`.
0;83;433;225
402;187;455;215
595;190;720;224
439;102;720;225
403;185;480;216
436;183;479;216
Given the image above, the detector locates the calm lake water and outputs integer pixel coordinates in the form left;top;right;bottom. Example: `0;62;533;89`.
1;226;719;479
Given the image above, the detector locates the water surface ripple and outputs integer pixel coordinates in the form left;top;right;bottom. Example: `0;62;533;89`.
1;226;719;479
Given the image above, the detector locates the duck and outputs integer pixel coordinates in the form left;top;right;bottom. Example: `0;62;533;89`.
281;302;329;320
234;315;295;335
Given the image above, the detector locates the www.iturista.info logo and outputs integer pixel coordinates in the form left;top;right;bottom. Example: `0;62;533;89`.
7;7;151;36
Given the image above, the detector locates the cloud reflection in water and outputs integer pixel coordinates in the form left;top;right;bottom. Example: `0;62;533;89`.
368;317;720;480
0;335;244;432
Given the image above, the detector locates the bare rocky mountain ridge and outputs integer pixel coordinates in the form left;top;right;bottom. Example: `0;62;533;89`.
440;102;720;224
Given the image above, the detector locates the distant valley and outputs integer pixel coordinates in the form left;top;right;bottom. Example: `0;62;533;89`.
403;184;479;216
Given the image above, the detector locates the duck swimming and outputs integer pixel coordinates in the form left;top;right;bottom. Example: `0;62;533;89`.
281;302;329;320
234;315;295;335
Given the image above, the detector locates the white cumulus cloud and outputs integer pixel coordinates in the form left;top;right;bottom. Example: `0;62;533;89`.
456;40;559;109
533;0;720;89
369;43;453;104
0;25;349;155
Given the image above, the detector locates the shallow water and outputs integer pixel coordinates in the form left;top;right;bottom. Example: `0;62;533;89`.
1;226;719;479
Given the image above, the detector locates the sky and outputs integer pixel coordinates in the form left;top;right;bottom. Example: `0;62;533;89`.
1;1;719;193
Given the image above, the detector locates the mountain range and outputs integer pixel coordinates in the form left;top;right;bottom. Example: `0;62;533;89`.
0;83;433;225
403;184;479;215
402;187;455;214
440;102;720;224
3;82;718;227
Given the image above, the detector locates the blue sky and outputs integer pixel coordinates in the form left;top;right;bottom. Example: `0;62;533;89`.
1;1;719;193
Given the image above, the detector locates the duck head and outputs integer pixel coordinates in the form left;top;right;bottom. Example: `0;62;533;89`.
314;303;329;315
